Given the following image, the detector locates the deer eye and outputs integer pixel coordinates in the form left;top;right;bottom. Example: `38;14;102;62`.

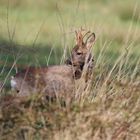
77;52;82;55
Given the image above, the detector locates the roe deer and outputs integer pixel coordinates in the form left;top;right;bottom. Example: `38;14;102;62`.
10;29;96;101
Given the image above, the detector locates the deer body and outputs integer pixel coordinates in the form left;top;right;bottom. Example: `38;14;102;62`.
11;29;96;101
11;65;75;98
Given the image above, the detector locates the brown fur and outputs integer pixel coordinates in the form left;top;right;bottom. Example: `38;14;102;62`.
11;29;96;102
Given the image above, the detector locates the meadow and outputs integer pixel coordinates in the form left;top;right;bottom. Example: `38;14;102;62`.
0;0;140;139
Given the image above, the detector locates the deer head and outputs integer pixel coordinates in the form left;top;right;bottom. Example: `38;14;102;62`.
66;28;96;70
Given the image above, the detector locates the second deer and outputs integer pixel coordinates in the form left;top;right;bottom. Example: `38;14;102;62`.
11;29;96;102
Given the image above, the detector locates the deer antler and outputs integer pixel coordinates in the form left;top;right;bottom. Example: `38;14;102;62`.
75;30;83;46
75;28;91;45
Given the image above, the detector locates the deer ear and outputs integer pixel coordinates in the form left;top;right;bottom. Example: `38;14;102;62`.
85;33;96;49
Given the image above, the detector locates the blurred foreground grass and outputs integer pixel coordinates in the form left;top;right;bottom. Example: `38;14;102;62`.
0;59;139;139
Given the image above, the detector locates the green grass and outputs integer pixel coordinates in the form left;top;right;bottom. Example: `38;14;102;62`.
0;0;140;44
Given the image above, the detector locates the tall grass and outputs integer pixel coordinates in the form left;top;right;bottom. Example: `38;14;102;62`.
0;43;139;139
0;0;140;139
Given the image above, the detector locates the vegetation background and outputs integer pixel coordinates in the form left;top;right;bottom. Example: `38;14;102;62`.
0;0;140;139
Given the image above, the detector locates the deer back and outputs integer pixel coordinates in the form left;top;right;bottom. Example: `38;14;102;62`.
11;65;75;97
